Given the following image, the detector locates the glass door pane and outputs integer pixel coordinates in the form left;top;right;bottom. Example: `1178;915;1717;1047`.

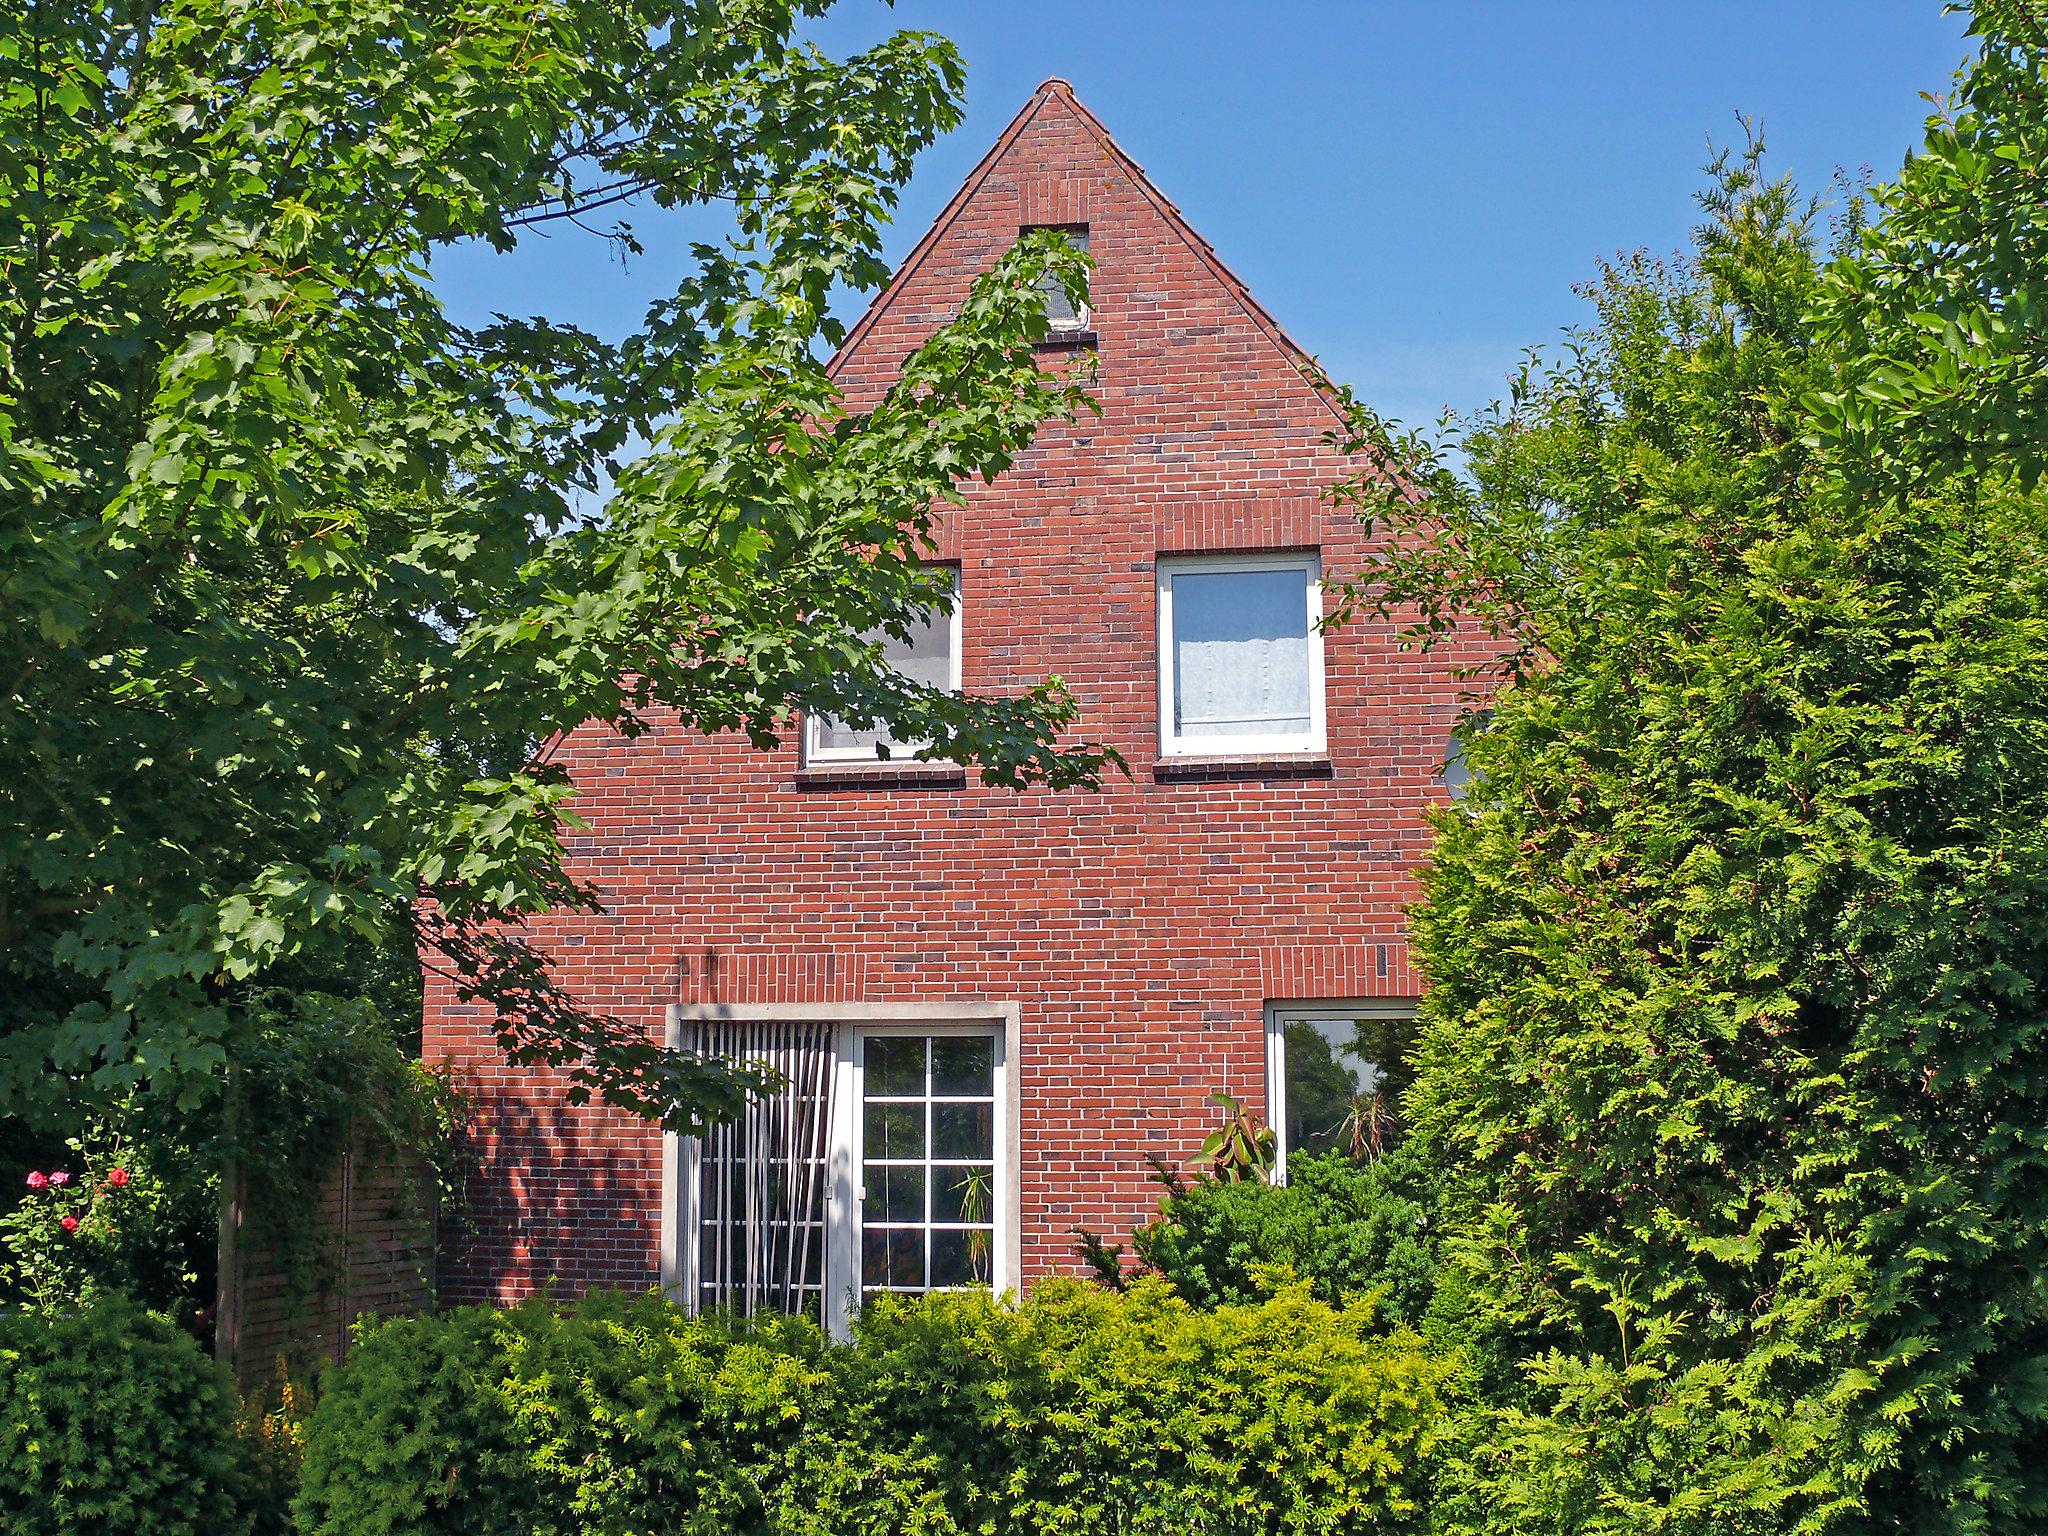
860;1032;997;1300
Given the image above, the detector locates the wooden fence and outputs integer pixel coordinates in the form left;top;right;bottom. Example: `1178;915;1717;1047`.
215;1124;436;1389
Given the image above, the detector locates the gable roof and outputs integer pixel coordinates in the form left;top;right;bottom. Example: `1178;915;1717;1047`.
828;78;1348;428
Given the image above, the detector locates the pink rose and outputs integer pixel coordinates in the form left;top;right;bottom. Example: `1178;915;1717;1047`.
25;1171;46;1190
48;1171;69;1188
107;1168;130;1188
59;1215;79;1233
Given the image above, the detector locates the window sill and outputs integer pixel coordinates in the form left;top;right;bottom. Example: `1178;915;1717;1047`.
1034;330;1098;351
795;762;968;791
1150;753;1333;782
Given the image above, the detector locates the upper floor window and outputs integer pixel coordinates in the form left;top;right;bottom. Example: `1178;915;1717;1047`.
1439;707;1493;803
1027;224;1090;334
1156;552;1325;757
805;570;962;764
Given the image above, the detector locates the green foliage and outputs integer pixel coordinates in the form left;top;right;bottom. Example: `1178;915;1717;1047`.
234;1360;312;1536
0;1124;196;1316
0;1;1115;1136
1811;1;2048;495
0;991;465;1319
0;1295;247;1536
296;1292;830;1536
1136;1148;1439;1325
1326;21;2048;1530
224;991;470;1306
296;1282;1450;1536
1185;1088;1278;1183
816;1278;1448;1536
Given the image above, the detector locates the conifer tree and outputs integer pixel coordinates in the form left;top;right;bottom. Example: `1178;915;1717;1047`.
1332;8;2048;1528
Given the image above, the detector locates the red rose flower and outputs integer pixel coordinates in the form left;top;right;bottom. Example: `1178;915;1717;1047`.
60;1215;79;1233
48;1171;69;1188
107;1168;130;1188
25;1171;46;1190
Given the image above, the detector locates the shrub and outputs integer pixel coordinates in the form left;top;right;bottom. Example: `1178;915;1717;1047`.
0;1295;246;1536
0;1129;203;1319
1136;1148;1439;1324
801;1277;1451;1535
1330;37;2048;1530
295;1292;828;1536
297;1282;1451;1536
235;1361;313;1536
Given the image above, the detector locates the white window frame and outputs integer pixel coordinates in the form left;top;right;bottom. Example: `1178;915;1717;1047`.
803;571;964;765
1052;296;1094;333
1156;551;1327;758
1264;999;1415;1183
663;1001;1019;1341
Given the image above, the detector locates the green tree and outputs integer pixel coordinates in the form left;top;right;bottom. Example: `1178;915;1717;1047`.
1811;0;2048;496
0;1;1111;1133
1329;15;2048;1531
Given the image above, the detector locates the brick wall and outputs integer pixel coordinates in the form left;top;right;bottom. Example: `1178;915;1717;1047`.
424;79;1489;1304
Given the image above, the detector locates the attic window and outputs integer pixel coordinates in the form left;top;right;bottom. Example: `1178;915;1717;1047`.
1026;224;1090;334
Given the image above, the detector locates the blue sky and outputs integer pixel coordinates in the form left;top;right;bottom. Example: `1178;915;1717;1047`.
432;2;1972;429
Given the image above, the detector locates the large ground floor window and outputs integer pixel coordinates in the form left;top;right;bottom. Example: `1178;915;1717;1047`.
857;1031;999;1299
1264;1000;1417;1177
664;1004;1017;1337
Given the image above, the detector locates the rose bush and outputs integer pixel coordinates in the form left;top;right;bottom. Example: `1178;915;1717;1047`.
0;1132;182;1316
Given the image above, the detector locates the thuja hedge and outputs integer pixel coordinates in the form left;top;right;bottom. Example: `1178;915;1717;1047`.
296;1279;1452;1535
1330;48;2048;1532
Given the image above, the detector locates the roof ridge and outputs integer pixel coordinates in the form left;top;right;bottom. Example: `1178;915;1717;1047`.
1042;85;1348;427
828;79;1349;429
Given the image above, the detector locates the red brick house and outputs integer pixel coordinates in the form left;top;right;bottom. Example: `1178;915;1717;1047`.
425;79;1479;1335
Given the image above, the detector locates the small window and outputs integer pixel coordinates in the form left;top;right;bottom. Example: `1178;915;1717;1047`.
1439;707;1493;802
1027;224;1090;333
1265;1001;1415;1179
805;571;962;763
1157;553;1326;756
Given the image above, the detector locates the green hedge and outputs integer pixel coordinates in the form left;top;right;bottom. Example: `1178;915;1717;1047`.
1136;1149;1439;1324
297;1279;1451;1535
0;1295;246;1536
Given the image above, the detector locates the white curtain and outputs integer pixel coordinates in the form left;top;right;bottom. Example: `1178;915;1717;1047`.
1173;568;1310;736
813;593;956;756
